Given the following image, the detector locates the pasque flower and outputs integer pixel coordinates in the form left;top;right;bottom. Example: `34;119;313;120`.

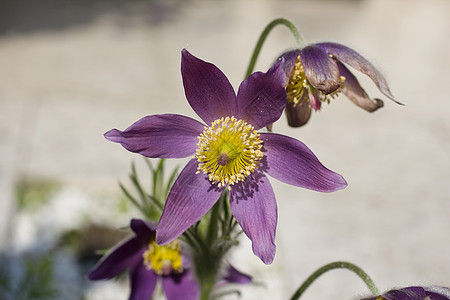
88;219;251;300
104;49;347;264
279;42;403;127
359;286;450;300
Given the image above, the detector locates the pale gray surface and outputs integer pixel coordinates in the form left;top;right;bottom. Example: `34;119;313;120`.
1;0;449;299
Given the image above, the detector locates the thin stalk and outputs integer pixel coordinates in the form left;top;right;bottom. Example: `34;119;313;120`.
289;261;379;300
244;18;304;79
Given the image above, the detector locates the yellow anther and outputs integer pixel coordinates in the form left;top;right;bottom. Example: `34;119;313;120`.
142;239;183;276
195;116;263;187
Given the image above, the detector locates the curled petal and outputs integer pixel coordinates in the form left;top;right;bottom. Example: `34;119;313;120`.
230;173;277;264
129;262;157;300
181;49;237;124
279;49;301;85
130;218;156;239
337;61;384;112
105;114;204;158
87;236;146;280
284;97;312;127
260;133;347;192
162;271;200;300
316;42;404;105
156;159;224;245
300;45;341;94
236;59;287;130
223;265;252;284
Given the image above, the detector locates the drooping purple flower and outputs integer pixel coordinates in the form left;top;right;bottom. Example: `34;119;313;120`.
88;219;251;300
359;286;450;300
104;49;347;264
279;42;404;127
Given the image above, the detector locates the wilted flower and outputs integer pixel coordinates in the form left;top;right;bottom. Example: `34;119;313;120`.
105;49;347;264
359;286;450;300
88;219;251;300
279;42;403;127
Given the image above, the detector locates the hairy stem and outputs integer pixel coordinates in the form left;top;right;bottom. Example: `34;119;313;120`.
289;261;379;300
244;17;304;79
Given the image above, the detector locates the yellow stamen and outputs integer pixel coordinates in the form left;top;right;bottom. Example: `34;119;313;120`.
285;54;346;107
142;239;183;276
286;54;310;107
195;116;263;187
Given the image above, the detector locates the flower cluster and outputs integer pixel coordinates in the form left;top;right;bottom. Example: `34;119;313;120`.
87;17;447;300
105;49;346;264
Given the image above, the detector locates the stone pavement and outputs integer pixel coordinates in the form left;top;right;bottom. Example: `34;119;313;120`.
1;0;450;299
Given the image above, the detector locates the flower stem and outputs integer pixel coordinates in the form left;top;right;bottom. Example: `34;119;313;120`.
289;261;379;300
244;18;304;79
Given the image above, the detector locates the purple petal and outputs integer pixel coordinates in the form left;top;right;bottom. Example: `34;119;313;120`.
380;287;427;300
105;114;204;158
284;97;312;127
235;59;287;130
316;42;404;105
130;219;156;238
424;287;450;300
162;271;200;300
260;133;347;192
129;262;158;300
181;49;237;124
230;173;277;264
156;159;224;245
300;45;341;94
87;236;146;280
336;61;384;112
279;49;301;82
223;265;252;284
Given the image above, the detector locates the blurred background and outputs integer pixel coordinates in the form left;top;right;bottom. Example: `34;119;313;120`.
1;0;449;299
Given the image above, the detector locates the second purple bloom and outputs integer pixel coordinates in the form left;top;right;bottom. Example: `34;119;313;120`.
105;49;347;264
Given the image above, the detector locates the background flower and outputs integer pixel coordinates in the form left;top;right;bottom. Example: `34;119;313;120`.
279;42;404;127
359;286;450;300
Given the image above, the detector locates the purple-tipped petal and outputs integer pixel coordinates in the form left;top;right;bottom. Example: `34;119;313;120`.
130;219;156;238
300;45;341;94
223;265;252;284
236;59;287;130
87;236;146;280
230;173;277;264
284;97;312;127
260;133;347;192
181;49;237;124
316;42;404;105
156;159;224;245
162;271;200;300
129;262;158;300
279;49;301;84
105;114;204;158
308;88;322;111
336;61;384;112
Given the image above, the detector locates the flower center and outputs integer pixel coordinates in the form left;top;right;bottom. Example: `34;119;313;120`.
195;116;263;188
142;239;183;276
286;54;345;107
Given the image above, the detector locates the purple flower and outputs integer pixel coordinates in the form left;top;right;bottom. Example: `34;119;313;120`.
104;49;347;264
359;286;450;300
279;42;404;127
88;219;251;300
